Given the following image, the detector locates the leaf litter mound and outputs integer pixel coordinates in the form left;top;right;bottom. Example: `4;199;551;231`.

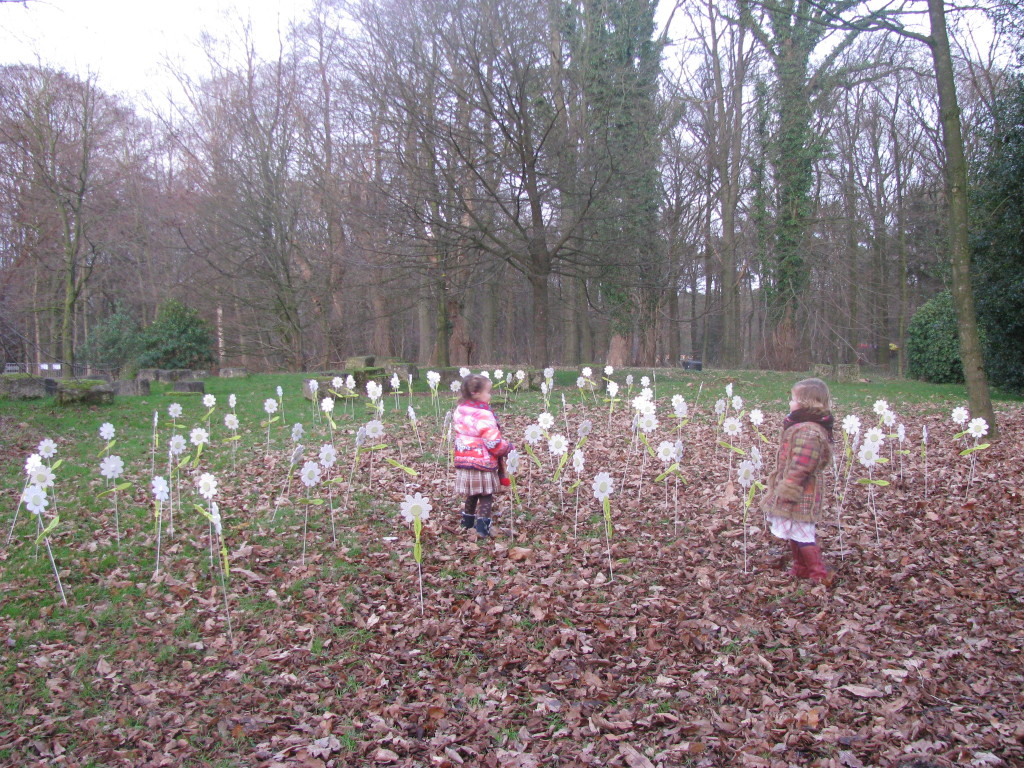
1;403;1022;767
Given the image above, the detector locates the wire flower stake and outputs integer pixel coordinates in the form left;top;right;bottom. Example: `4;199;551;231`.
735;460;764;573
98;454;129;551
833;414;862;559
193;477;233;648
856;435;889;546
297;461;323;566
319;444;339;545
958;417;990;499
272;443;304;523
22;485;67;606
506;449;522;540
152;476;170;578
593;472;615;582
150;410;159;478
263;398;280;458
401;493;431;616
569;449;585;540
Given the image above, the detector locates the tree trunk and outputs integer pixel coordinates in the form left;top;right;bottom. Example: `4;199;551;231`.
927;0;997;437
528;271;549;367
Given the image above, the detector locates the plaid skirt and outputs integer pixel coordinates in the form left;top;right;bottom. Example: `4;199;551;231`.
455;468;499;496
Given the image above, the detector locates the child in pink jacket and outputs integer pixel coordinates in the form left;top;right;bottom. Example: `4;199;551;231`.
453;374;512;537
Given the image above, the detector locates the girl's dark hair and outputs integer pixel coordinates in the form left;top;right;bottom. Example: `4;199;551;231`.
459;374;491;402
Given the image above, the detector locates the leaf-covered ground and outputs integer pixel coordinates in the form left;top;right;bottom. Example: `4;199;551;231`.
1;398;1022;768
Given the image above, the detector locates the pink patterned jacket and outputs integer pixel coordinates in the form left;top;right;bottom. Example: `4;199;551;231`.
453;401;512;471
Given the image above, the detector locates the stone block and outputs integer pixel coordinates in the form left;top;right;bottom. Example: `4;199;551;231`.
345;355;376;369
56;380;114;406
172;380;205;394
113;379;151;396
0;374;55;400
137;368;160;383
220;367;248;378
382;360;418;382
158;369;193;382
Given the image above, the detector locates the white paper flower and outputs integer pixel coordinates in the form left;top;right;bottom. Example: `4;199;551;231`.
572;449;585;473
495;369;504;380
607;381;619;398
152;476;169;502
576;376;587;389
732;395;743;411
714;399;726;416
951;406;969;425
524;424;543;445
291;423;305;442
459;367;471;378
842;414;861;435
264;398;278;415
190;427;209;447
548;434;568;456
673;440;685;463
365;420;385;440
863;427;884;447
604;365;613;376
407;405;417;423
541;381;549;396
197;472;218;500
168;402;182;419
592;472;614;501
640;387;653;401
543;367;554;380
390;374;400;390
632;395;654;415
99;423;115;441
656;441;675;463
625;374;634;386
426;370;440;389
858;444;880;467
480;370;490;379
725;383;733;398
321;396;335;414
881;409;896;427
749;409;764;427
28;464;56;489
209;501;222;536
578;419;593;438
37;438;58;458
224;413;239;430
343;375;354;391
228;394;237;409
582;367;593;379
897;423;906;443
319;444;338;468
332;376;344;390
641;375;651;388
506;449;521;475
449;380;461;393
309;379;319;393
722;416;742;437
750;446;762;470
873;399;889;416
673;398;688;419
203;394;216;409
538;412;555;430
300;460;322;488
400;492;432;523
169;434;186;456
736;460;756;488
638;412;659;434
100;455;124;480
366;381;382;401
25;453;42;475
276;385;284;398
22;485;48;516
967;417;988;439
516;370;525;381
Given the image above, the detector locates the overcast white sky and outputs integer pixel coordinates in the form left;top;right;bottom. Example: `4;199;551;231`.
0;0;316;102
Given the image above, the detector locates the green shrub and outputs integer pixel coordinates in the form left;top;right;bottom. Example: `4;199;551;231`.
85;308;143;374
138;300;214;370
907;291;966;384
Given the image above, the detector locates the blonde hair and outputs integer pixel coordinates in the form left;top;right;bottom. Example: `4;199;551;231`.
791;378;831;411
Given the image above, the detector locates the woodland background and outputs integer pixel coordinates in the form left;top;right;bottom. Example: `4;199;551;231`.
1;0;1023;382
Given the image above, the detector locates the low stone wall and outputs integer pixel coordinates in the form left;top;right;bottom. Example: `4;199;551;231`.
0;375;57;400
56;380;114;406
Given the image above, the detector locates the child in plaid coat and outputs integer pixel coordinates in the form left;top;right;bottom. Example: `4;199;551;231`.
453;374;513;538
761;378;835;584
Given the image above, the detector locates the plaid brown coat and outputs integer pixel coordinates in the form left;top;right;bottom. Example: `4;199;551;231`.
760;420;832;524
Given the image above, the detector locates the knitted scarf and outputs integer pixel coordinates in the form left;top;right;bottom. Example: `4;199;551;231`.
783;407;835;442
